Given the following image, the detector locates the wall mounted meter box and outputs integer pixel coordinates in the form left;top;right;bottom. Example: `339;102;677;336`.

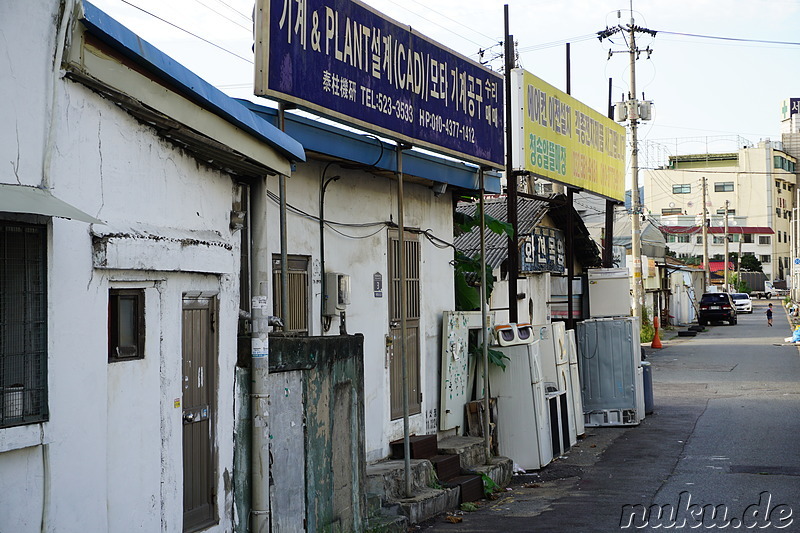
323;272;351;316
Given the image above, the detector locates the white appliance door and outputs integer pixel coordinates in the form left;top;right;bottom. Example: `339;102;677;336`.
552;321;568;365
558;362;577;446
489;344;542;470
533;324;558;384
527;341;553;467
569;362;585;436
566;329;578;365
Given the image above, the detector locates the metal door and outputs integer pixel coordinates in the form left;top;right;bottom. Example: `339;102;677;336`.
182;297;217;532
388;232;421;420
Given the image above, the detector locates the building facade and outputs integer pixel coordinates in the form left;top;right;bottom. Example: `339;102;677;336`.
644;141;798;283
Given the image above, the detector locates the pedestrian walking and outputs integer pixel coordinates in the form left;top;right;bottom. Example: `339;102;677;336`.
766;303;773;327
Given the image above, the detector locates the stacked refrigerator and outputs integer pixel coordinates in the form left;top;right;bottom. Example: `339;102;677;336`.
532;322;573;455
565;329;585;438
489;340;553;470
576;317;645;426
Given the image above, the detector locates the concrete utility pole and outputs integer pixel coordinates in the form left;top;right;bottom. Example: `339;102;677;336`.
599;11;656;319
702;176;710;292
724;199;730;290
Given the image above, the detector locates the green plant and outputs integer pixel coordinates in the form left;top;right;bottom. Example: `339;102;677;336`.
640;307;655;343
469;340;510;371
453;208;513;311
480;472;499;497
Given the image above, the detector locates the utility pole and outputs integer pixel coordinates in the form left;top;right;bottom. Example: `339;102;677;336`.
702;176;710;292
599;11;655;319
724;199;730;290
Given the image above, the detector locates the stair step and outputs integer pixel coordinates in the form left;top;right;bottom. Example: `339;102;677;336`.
365;459;436;501
443;475;483;504
364;512;408;533
463;456;514;489
389;434;438;460
437;435;486;469
395;487;460;524
430;454;461;482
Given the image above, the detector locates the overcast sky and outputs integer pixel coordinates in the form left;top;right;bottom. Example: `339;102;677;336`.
90;0;800;169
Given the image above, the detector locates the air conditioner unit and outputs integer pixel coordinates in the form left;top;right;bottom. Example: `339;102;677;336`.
323;272;350;316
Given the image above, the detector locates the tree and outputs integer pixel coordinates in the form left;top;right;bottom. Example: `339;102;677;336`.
739;254;763;272
453;207;513;311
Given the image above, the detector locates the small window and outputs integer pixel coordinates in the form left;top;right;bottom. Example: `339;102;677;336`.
714;182;734;192
716;208;735;215
713;236;726;244
759;235;771;245
662;207;682;215
109;289;145;361
760;255;771;264
672;184;691;194
696;236;702;244
743;234;754;244
677;235;690;243
272;255;310;335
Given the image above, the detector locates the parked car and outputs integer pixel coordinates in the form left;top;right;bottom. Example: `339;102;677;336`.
698;292;737;325
731;292;753;313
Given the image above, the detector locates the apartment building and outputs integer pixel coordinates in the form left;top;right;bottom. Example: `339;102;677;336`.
643;140;798;282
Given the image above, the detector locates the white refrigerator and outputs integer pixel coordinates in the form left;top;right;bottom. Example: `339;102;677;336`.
489;341;552;470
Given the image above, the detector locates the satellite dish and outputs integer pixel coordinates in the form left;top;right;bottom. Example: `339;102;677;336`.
687;201;694;207
669;202;675;208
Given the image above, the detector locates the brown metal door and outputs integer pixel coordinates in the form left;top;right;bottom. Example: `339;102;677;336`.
388;232;421;420
182;297;217;532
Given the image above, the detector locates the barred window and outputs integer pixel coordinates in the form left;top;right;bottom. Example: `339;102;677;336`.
1;221;48;428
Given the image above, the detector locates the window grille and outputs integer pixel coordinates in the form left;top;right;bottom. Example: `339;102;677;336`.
272;255;309;335
1;222;48;427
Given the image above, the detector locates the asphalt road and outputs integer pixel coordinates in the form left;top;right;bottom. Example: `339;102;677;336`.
420;300;800;532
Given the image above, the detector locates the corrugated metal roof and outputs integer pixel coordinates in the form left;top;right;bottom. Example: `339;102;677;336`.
81;1;305;164
454;195;601;270
454;197;549;269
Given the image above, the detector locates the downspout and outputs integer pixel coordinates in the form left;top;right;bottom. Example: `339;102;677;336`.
250;176;271;533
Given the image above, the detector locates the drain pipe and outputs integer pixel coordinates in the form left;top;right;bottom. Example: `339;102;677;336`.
250;175;271;533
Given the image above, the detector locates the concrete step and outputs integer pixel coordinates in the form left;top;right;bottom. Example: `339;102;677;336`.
365;459;437;502
395;487;460;524
463;456;514;489
366;435;514;525
436;435;486;469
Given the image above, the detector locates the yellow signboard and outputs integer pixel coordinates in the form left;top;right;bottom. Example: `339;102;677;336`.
512;69;626;201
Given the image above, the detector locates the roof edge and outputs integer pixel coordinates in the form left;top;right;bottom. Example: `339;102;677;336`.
80;1;305;164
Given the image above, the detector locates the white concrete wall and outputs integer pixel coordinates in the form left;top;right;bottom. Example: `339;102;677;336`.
266;158;455;461
0;2;242;531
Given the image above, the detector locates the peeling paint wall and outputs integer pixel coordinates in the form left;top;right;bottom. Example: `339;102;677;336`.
269;335;366;532
267;159;455;462
0;2;243;531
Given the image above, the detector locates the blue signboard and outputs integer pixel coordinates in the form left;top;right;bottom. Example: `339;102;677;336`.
255;0;505;167
520;227;565;273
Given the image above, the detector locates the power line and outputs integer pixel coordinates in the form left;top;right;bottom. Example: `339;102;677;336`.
191;0;251;31
120;0;254;63
657;30;800;48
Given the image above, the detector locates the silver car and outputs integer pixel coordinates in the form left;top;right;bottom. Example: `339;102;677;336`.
731;292;753;313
